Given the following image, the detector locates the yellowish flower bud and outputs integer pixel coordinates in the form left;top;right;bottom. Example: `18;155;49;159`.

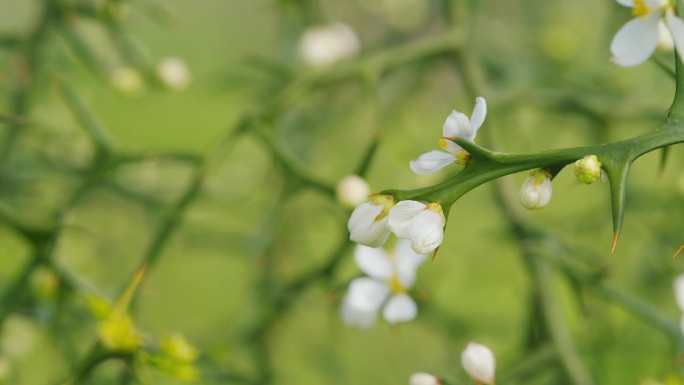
574;155;602;184
97;314;142;352
161;333;198;364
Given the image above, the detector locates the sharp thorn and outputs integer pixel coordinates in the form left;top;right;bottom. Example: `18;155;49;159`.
673;244;684;260
611;233;619;253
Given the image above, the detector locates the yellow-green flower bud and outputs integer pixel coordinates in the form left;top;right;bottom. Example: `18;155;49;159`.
97;314;142;352
160;333;198;364
574;155;602;184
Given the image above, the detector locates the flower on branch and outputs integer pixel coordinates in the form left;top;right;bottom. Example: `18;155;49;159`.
574;155;603;184
410;97;487;175
519;169;553;210
348;195;395;247
461;341;496;385
341;240;428;329
610;0;684;67
388;201;445;255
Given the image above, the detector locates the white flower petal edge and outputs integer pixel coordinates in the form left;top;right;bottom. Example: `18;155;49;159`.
666;10;684;61
461;342;496;384
617;0;634;6
673;274;684;311
341;296;377;330
354;244;393;281
611;14;661;67
347;277;391;312
395;239;429;287
469;96;487;137
388;201;427;238
382;293;417;324
410;151;455;175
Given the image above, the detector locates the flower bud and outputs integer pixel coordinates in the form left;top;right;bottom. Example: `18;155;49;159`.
97;314;142;352
161;333;198;364
348;195;394;247
574;155;602;184
388;201;445;255
409;372;441;385
519;169;552;210
110;66;144;96
336;175;371;209
298;22;360;67
461;341;496;384
157;57;191;91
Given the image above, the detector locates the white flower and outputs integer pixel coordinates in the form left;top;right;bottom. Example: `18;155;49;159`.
157;57;191;91
298;22;360;68
519;169;553;210
610;0;684;67
410;97;486;175
341;240;428;329
348;195;395;247
388;201;445;255
409;372;441;385
461;342;496;385
336;175;371;209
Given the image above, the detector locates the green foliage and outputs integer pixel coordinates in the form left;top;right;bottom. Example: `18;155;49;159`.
0;0;683;385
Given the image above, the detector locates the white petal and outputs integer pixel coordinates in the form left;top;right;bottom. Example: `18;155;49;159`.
387;200;427;239
395;238;429;269
442;110;473;139
461;342;496;384
347;277;390;312
348;202;391;247
469;97;487;138
394;239;428;288
673;275;684;311
616;0;634;6
382;294;417;324
610;15;660;67
666;12;684;62
341;295;377;329
354;244;393;281
409;151;454;175
406;210;445;255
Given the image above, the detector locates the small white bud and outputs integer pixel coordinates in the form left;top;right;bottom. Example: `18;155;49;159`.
519;169;552;210
409;372;441;385
298;22;360;68
110;66;144;96
574;155;602;184
461;341;496;385
336;175;371;209
157;57;191;91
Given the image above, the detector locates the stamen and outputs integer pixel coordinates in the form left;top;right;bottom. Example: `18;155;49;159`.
632;0;651;18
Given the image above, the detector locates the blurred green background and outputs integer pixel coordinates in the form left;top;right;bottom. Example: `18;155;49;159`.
0;0;683;384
